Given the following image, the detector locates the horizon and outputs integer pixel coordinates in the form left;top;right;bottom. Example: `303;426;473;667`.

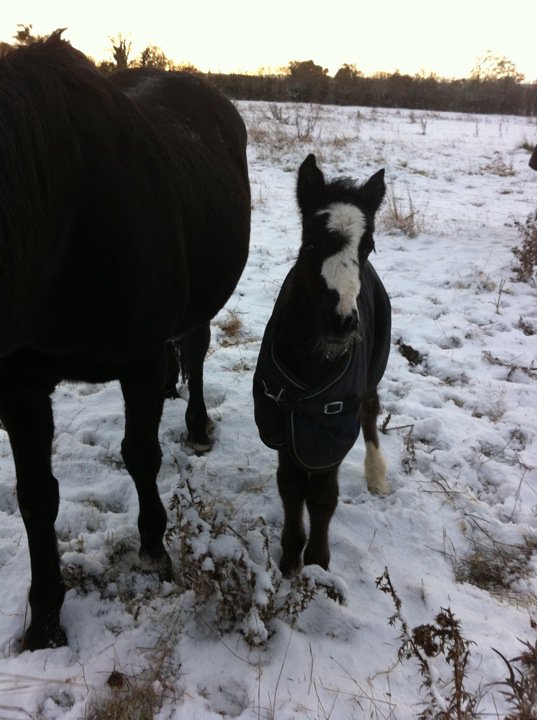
1;0;536;82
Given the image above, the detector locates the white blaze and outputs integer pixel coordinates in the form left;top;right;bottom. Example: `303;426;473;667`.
319;203;366;318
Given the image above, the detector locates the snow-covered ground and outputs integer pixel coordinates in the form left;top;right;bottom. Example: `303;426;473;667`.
0;102;536;719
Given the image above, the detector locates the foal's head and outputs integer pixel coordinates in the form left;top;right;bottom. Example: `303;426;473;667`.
293;154;385;359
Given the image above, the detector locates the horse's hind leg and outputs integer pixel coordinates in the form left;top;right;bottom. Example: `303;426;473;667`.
0;369;66;650
304;470;338;571
120;351;170;576
164;341;180;399
360;390;388;495
180;323;213;453
277;450;307;576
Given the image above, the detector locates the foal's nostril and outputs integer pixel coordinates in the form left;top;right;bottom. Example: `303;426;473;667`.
340;310;358;335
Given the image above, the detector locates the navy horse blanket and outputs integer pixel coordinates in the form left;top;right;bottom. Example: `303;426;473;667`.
253;261;391;472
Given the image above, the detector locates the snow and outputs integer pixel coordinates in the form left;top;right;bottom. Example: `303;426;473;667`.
0;102;536;718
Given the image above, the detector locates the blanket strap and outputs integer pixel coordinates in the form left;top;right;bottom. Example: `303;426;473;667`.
261;381;363;416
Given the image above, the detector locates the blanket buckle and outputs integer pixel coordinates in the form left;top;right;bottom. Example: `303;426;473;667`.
324;401;343;415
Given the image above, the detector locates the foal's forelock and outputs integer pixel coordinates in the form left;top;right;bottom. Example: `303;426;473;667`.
319;203;366;318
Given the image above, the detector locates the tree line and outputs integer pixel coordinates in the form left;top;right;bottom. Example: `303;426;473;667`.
10;26;537;117
208;65;537;117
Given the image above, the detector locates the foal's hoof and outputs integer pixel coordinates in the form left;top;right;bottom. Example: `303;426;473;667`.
22;622;67;652
279;554;302;578
138;548;173;582
367;481;389;496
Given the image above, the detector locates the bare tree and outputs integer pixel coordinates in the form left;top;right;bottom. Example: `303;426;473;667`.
110;34;132;70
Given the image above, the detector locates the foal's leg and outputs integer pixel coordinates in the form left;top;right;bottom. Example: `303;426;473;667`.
360;390;388;495
180;323;213;453
0;371;66;650
304;470;339;571
120;351;170;576
277;450;307;577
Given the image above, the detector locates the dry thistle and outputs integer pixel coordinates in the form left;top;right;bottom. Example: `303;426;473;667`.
513;214;537;283
494;640;537;720
377;568;479;719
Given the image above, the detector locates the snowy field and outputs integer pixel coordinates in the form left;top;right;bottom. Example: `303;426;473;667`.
0;101;536;719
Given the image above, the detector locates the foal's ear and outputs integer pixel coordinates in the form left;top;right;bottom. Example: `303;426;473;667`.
297;154;326;213
360;168;386;215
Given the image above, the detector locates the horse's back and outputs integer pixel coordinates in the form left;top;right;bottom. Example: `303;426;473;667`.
111;69;248;169
111;68;251;328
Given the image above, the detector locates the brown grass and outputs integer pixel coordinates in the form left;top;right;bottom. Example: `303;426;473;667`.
85;677;160;720
382;185;424;237
495;641;537;720
454;536;537;594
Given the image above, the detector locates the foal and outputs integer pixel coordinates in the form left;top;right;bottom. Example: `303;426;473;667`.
253;155;391;575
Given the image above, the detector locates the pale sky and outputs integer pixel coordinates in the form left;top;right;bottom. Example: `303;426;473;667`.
1;0;536;81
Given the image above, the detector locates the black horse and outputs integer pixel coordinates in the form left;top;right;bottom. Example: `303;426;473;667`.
253;155;390;576
0;34;250;650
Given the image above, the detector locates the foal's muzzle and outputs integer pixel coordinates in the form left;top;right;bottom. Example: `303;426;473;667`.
321;310;359;358
338;310;359;336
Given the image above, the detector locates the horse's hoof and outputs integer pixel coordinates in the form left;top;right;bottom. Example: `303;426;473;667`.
164;387;180;400
22;622;67;651
184;437;213;455
184;419;214;455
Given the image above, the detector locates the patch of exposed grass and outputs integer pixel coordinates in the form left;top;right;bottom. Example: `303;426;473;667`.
396;338;425;367
518;316;536;336
246;104;354;167
519;138;535;153
454;536;537;595
480;153;515;177
381;185;425;237
85;676;160;720
215;310;244;346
